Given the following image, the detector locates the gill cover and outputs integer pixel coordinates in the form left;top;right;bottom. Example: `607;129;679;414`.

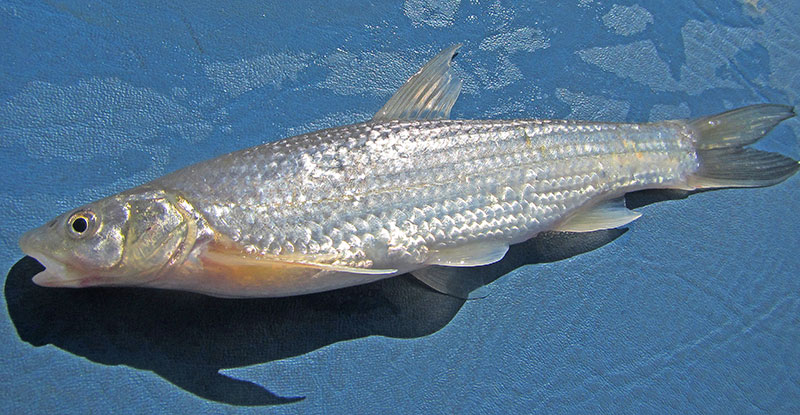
120;192;197;279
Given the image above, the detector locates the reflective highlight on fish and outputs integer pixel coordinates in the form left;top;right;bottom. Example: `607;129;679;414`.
19;45;799;298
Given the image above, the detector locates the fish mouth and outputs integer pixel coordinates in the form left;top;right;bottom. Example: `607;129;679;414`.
19;231;86;288
22;250;86;287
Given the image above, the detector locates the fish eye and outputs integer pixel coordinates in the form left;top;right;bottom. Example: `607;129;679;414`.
67;211;97;238
72;217;88;233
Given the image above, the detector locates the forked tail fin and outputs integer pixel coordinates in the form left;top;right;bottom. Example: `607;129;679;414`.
687;104;799;189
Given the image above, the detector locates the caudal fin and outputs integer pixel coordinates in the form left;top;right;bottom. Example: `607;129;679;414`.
687;104;799;189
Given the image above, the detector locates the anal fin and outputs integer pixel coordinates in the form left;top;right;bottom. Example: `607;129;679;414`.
555;197;641;233
412;266;485;299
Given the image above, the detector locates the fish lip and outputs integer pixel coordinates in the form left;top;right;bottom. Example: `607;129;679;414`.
23;251;82;287
31;268;86;287
19;230;122;288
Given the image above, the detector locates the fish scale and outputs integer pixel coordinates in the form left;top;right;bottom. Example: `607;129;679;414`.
153;119;697;268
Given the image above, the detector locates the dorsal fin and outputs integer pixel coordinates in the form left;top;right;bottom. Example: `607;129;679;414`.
373;44;464;121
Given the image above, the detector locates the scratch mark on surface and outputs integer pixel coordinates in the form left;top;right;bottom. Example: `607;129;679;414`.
180;14;204;54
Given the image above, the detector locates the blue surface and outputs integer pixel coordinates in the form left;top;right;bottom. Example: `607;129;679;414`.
2;0;799;413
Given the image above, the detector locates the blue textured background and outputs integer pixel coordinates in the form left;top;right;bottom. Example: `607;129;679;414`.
2;0;799;413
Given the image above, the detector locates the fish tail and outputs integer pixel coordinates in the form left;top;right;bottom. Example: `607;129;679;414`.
687;104;799;189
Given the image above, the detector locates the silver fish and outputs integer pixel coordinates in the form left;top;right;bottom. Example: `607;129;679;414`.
19;45;799;298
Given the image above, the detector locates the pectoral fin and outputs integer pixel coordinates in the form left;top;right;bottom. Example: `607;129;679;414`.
373;44;463;121
555;197;641;232
203;248;397;275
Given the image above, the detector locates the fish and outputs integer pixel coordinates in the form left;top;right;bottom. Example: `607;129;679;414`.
19;45;799;298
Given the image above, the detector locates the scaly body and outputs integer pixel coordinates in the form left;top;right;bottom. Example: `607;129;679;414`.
148;119;693;296
19;45;798;298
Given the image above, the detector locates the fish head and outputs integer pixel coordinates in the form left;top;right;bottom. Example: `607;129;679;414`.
19;189;194;288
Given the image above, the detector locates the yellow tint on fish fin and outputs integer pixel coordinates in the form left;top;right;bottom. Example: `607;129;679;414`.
373;44;463;121
555;197;641;232
203;248;397;275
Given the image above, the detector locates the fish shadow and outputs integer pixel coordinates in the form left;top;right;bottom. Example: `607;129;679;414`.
4;190;682;406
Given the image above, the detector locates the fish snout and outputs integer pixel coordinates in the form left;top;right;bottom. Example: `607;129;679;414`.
19;227;43;258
